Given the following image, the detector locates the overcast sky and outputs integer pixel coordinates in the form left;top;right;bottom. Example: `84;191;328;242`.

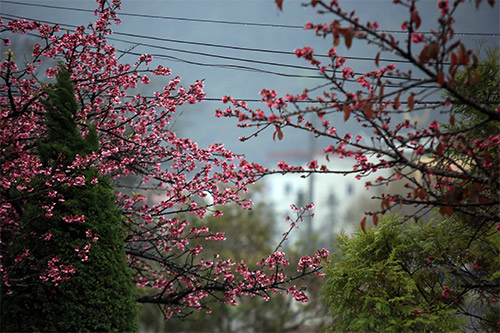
1;0;498;167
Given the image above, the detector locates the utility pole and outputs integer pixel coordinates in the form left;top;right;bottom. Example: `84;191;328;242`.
305;130;315;240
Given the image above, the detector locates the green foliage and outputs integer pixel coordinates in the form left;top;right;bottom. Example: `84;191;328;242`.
443;49;500;190
1;65;137;332
321;51;500;332
447;48;500;137
38;63;99;165
322;215;499;332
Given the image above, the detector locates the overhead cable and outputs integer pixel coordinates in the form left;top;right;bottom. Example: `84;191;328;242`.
1;13;430;83
2;0;499;36
0;13;411;65
126;96;499;105
0;14;454;86
117;48;325;79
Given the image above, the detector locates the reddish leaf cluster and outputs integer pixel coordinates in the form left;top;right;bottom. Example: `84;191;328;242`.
220;0;499;230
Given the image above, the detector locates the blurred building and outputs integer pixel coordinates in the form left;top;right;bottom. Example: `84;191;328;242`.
264;154;387;247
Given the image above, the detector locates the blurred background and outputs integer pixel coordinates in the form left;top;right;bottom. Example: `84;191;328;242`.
1;0;498;331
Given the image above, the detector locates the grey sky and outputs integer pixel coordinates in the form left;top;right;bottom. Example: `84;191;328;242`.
1;0;498;167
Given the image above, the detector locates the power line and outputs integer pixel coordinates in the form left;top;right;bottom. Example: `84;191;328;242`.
0;15;412;82
4;11;493;74
2;0;499;36
117;48;325;79
3;89;496;105
115;47;433;86
108;32;417;65
2;12;413;65
0;15;457;87
0;1;303;29
110;36;421;82
8;27;324;79
1;13;432;84
114;38;323;73
126;96;499;105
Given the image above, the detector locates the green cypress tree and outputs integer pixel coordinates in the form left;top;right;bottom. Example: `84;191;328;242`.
1;64;137;332
321;52;500;333
37;63;99;166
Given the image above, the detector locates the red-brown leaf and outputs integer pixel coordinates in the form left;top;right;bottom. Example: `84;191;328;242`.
334;35;340;47
273;127;284;141
361;217;367;233
394;91;402;110
408;93;415;110
439;205;453;217
419;46;430;63
458;47;465;64
375;52;380;67
275;0;283;11
373;214;379;226
379;85;385;100
437;71;445;86
436;142;446;156
344;28;355;49
411;9;421;30
451;52;457;67
364;103;374;119
385;197;391;210
389;35;396;49
277;128;284;141
343;104;351;121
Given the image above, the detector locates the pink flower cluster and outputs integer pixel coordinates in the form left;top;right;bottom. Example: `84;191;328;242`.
39;257;76;286
61;215;86;224
297;248;330;276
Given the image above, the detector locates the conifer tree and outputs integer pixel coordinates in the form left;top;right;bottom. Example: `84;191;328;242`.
1;65;137;332
321;53;500;332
